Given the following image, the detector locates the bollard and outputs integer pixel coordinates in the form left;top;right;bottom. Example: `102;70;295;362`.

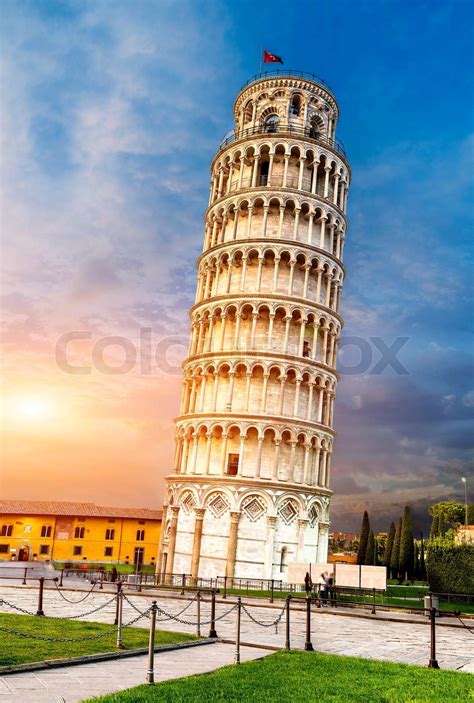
59;569;64;588
285;595;291;650
208;588;218;638
138;572;143;593
270;579;274;604
223;575;227;599
36;577;45;616
234;597;241;664
114;582;122;625
181;573;186;596
428;606;440;669
22;567;27;586
304;596;314;651
371;588;376;615
146;601;158;684
196;590;201;636
116;593;124;649
99;570;103;590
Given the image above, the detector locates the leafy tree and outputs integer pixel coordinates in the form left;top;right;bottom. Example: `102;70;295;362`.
428;501;465;529
390;518;402;580
467;504;474;524
357;511;370;565
365;530;375;565
400;506;415;579
384;522;396;576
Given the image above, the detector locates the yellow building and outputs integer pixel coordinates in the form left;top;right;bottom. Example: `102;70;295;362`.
0;500;162;566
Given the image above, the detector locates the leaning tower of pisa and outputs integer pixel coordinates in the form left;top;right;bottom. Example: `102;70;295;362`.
157;70;350;581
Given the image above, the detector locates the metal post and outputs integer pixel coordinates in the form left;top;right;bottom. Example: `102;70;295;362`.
209;588;218;638
114;582;122;625
99;570;103;590
316;582;321;608
146;601;158;684
285;595;291;650
116;593;124;649
138;572;143;593
371;587;376;615
22;567;27;586
181;573;186;595
270;578;274;604
223;575;227;599
36;577;45;616
197;590;201;636
234;597;241;664
428;606;440;669
304;596;314;651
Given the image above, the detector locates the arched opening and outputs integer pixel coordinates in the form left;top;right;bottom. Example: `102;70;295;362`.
264;114;279;133
290;94;302;117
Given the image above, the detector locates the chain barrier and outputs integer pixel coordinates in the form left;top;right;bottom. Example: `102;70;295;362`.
0;604;151;642
53;580;98;603
1;593;117;621
454;614;474;634
241;602;286;628
0;598;37;616
123;593;198;621
155;602;238;627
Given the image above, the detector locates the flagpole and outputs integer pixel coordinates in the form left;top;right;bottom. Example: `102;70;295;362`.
259;46;263;75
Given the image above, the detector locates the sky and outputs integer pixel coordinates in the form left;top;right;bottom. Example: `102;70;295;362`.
1;0;473;533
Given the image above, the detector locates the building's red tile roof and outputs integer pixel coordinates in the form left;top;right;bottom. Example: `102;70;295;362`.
0;499;162;520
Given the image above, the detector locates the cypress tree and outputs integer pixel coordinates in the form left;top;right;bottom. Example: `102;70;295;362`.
414;542;419;579
400;505;415;579
419;531;426;581
384;522;396;577
390;517;402;580
357;510;370;565
429;513;438;539
365;530;375;565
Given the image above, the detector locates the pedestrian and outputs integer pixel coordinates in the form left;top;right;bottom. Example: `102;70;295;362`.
320;572;329;606
328;573;336;606
304;571;313;596
111;566;118;583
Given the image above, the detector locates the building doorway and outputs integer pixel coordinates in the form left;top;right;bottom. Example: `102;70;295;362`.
134;547;144;567
18;546;30;561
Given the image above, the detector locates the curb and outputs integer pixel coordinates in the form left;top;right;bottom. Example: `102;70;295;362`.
0;638;216;676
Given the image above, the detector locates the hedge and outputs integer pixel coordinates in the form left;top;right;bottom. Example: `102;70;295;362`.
426;543;474;594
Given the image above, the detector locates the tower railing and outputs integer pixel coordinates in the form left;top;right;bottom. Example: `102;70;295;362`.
218;123;347;159
240;69;335;97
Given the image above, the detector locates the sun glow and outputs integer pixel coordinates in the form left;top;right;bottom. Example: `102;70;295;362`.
7;394;58;423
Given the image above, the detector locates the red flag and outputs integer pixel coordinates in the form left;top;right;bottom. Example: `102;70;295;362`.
264;50;283;64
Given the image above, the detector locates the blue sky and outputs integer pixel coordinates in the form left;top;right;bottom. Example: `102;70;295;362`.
1;0;473;531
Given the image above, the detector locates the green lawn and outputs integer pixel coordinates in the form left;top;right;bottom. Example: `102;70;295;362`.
0;613;196;666
53;562;156;575
85;650;472;703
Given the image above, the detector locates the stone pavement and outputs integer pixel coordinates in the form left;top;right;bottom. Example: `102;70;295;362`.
0;642;267;702
0;584;472;702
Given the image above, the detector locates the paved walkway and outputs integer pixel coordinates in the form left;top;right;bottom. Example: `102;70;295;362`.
0;585;472;702
0;642;267;702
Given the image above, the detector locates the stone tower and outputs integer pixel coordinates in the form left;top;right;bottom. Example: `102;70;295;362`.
157;70;350;581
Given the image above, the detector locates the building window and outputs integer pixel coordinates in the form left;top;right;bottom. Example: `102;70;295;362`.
105;529;115;540
39;545;50;555
1;525;13;537
41;525;52;538
0;544;9;554
73;546;83;556
74;527;85;539
290;95;301;116
136;530;145;541
104;547;113;557
227;454;239;476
